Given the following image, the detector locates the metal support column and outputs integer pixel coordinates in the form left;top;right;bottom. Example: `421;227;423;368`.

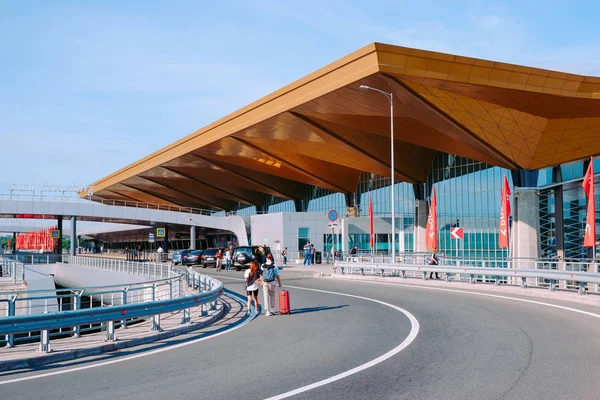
56;216;63;255
12;232;16;253
70;216;77;256
190;226;196;250
163;226;169;252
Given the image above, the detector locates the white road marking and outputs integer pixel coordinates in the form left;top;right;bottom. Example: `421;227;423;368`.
0;291;252;385
214;275;421;400
264;285;420;400
221;273;600;399
334;278;600;320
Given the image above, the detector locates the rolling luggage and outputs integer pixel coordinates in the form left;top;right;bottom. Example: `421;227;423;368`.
279;290;290;314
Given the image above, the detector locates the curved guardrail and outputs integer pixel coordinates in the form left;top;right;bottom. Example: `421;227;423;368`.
0;256;224;352
336;261;600;294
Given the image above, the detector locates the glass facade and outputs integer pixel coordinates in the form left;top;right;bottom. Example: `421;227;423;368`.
223;151;599;260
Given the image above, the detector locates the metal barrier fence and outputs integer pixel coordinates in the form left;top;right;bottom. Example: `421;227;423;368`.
0;193;219;216
0;257;25;283
62;255;174;279
336;259;600;294
0;256;223;351
2;253;64;265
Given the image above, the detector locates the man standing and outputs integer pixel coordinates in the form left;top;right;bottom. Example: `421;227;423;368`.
260;253;282;316
282;247;288;265
350;245;358;255
303;241;311;266
311;244;316;264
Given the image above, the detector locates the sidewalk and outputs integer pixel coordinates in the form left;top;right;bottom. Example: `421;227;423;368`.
0;284;236;372
280;261;600;308
328;269;600;308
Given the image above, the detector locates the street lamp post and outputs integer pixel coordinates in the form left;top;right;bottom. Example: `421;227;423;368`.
359;85;395;263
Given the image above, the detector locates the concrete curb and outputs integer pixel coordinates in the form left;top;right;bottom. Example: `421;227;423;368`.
0;302;228;373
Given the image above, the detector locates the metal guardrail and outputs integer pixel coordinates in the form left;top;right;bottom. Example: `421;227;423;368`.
0;257;25;283
2;253;64;265
0;256;223;352
336;261;600;295
0;193;220;216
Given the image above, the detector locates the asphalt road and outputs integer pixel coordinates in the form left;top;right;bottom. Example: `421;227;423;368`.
1;268;600;400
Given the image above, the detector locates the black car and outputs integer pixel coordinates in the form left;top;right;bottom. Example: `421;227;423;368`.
232;246;272;271
200;248;225;268
182;250;204;266
172;250;190;265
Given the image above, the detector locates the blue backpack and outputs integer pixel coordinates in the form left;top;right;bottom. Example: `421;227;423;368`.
262;265;276;282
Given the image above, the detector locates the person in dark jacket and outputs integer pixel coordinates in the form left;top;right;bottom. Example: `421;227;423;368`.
428;250;440;279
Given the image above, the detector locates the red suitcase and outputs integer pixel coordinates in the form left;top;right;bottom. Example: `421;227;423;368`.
279;290;290;314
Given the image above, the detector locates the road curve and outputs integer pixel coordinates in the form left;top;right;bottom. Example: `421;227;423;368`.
1;269;600;400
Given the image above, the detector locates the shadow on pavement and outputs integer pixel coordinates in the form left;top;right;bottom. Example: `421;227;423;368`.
290;305;349;315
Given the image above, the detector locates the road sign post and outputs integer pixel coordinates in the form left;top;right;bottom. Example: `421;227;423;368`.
450;227;464;261
328;210;339;267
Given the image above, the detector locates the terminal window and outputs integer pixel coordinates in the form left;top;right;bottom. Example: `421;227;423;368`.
298;228;310;252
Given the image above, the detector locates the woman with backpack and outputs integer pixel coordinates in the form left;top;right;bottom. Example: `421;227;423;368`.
244;261;261;316
260;253;281;316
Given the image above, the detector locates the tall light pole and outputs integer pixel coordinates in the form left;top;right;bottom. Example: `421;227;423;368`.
359;85;395;263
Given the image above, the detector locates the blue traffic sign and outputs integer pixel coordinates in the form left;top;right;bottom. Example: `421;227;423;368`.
328;210;338;222
156;228;166;238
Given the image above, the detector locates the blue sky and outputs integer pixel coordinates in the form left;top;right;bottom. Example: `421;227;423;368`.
1;0;598;195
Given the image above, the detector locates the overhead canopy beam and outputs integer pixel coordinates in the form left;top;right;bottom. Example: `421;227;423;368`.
190;154;303;200
120;183;192;208
230;136;351;193
288;111;420;183
160;166;263;206
382;73;521;170
99;189;142;202
137;176;228;210
104;186;180;206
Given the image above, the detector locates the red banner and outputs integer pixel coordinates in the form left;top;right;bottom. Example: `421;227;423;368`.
425;187;438;250
369;195;374;248
499;175;511;248
582;157;596;248
15;227;56;251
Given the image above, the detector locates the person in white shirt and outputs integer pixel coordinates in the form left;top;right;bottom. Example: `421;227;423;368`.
260;253;282;316
225;248;232;271
244;261;261;315
157;246;164;253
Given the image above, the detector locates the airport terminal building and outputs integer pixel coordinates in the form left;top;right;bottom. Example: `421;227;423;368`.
87;43;600;260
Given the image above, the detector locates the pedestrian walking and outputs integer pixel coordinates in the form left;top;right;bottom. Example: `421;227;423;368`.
137;245;142;261
260;253;282;316
428;250;440;279
311;244;316;264
244;261;261;315
303;241;311;266
215;248;223;271
282;247;288;265
224;248;232;271
259;245;266;264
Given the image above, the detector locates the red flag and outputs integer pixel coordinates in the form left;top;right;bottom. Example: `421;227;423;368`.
425;187;438;250
369;195;374;248
499;175;511;248
582;157;596;248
